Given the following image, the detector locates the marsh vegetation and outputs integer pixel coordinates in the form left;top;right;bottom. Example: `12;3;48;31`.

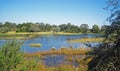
0;0;119;71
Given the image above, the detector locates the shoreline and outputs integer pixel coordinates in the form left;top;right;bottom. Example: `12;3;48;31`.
0;32;104;40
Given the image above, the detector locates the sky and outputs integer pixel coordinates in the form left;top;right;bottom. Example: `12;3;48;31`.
0;0;110;27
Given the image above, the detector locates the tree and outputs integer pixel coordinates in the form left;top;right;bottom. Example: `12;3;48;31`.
21;26;27;32
88;0;120;71
38;23;45;32
52;27;60;34
52;24;57;28
26;23;40;32
101;25;109;33
11;23;17;31
0;27;9;33
0;22;3;27
21;22;32;32
92;24;100;33
45;24;52;32
16;26;27;32
71;25;80;33
59;24;67;32
4;22;15;31
28;26;40;32
80;24;89;33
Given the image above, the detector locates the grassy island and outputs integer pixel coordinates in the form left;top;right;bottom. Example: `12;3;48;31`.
68;37;105;43
30;43;42;47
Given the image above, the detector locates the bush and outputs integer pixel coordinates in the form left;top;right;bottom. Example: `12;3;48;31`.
87;0;120;71
0;41;37;71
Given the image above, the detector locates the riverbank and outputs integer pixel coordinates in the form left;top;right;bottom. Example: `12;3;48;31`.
3;31;83;35
0;32;79;39
0;31;103;39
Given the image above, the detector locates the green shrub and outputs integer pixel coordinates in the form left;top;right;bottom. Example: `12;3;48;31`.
0;41;37;71
0;41;23;71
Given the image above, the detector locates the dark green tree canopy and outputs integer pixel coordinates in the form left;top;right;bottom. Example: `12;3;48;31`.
92;24;100;33
80;24;89;33
0;22;111;33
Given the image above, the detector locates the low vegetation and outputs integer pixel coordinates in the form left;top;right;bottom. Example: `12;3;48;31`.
0;0;119;71
30;43;42;47
25;47;91;56
68;37;105;43
25;47;91;71
0;41;91;71
0;41;37;71
0;31;83;39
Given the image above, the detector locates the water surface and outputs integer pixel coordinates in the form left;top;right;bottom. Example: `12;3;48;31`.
0;34;103;52
0;34;103;67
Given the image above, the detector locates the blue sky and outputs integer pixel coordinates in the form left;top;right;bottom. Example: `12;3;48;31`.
0;0;110;27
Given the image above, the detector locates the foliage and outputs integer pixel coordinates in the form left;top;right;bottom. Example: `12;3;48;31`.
59;23;81;33
0;21;115;34
0;41;22;71
0;41;37;71
0;22;102;33
101;25;110;33
28;26;40;32
0;27;9;33
52;27;60;34
92;24;100;33
4;22;17;31
80;24;89;33
88;0;120;71
16;26;27;32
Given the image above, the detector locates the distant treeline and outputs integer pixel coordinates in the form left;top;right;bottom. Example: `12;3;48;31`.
0;22;109;33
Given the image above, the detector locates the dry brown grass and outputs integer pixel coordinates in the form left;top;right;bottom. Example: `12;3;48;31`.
68;37;105;43
25;47;91;57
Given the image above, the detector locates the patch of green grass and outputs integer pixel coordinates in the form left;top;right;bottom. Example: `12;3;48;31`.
29;43;42;47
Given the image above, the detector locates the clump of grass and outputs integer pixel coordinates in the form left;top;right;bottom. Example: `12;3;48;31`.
68;37;105;43
64;56;73;61
60;47;66;50
51;47;56;51
30;43;42;47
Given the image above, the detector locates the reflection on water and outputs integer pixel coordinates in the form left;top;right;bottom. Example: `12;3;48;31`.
39;55;83;67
